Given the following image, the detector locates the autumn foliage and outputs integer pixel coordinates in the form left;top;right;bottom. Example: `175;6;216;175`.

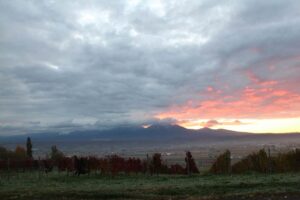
210;150;231;174
231;149;270;174
273;149;300;173
1;144;299;176
229;148;300;174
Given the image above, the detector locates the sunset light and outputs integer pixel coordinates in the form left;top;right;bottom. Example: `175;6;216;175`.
174;118;300;133
156;68;300;133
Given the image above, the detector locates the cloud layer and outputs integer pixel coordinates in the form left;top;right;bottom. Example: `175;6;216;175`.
1;0;300;135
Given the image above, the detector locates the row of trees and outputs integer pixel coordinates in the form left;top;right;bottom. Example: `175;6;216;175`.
0;137;33;160
0;150;198;176
0;138;200;175
210;148;300;174
1;138;299;175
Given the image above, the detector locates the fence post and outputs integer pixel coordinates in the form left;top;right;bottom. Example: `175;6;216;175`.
229;155;232;175
7;158;10;181
38;157;41;180
268;147;272;173
146;154;150;176
186;152;190;176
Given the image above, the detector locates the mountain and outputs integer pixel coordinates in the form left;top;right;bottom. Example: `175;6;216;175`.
0;124;299;143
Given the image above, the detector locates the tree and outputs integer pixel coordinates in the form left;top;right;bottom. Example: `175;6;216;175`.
0;146;10;160
26;137;33;158
14;146;27;159
185;151;199;175
50;145;64;162
151;153;162;175
232;149;269;174
274;148;300;172
210;150;231;174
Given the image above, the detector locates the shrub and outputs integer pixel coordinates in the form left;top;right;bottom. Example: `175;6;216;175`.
232;149;269;173
273;149;300;172
210;150;231;174
169;164;185;174
50;145;65;163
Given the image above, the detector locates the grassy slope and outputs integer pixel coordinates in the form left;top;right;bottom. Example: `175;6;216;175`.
0;172;300;200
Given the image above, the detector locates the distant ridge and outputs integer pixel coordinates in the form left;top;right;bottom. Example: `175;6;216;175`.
0;124;299;143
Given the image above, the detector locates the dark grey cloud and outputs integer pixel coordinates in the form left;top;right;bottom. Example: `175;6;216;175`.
1;0;300;135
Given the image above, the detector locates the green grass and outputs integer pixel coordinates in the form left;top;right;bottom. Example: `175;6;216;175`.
0;172;299;199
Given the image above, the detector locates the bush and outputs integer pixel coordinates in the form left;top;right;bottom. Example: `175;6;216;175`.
210;150;231;174
169;164;185;174
232;149;269;174
273;149;300;172
50;145;65;164
0;146;27;160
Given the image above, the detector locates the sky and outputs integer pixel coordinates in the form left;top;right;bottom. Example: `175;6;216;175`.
1;0;300;135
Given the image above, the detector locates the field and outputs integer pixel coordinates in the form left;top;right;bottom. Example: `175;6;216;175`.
1;172;300;200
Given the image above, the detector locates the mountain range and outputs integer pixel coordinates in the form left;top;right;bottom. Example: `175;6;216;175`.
1;124;300;143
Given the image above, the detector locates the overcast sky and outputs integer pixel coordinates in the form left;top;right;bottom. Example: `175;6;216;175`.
1;0;300;135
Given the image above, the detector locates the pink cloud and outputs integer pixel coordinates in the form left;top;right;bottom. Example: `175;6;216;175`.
156;71;300;120
199;119;245;128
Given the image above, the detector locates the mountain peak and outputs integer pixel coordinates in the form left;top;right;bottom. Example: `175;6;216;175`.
147;123;186;130
199;127;213;131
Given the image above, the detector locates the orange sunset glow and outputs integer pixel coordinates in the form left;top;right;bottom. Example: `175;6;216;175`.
156;69;300;133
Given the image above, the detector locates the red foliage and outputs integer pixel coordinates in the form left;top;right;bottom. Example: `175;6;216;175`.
126;157;143;174
57;157;74;172
88;156;101;172
169;164;186;174
0;160;6;170
107;155;126;175
98;158;110;175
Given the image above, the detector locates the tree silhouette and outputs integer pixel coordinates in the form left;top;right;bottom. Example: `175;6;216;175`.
50;145;64;164
274;149;300;172
210;150;231;174
232;149;269;173
151;153;162;175
185;151;199;175
15;146;27;160
26;137;33;158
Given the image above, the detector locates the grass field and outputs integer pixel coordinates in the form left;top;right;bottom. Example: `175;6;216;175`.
0;172;300;200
